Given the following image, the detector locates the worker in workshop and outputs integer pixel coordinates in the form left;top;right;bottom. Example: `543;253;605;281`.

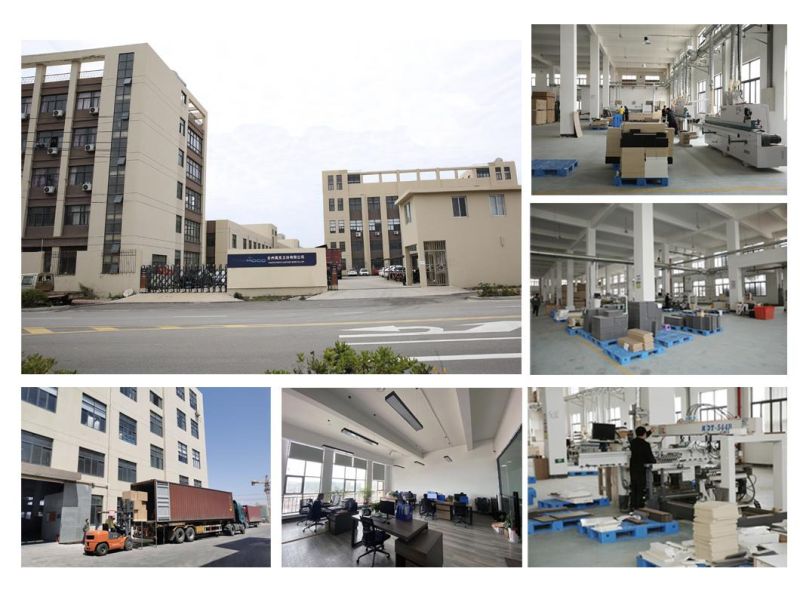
531;293;542;317
666;108;680;137
623;105;629;121
661;106;667;122
629;426;656;510
663;293;672;309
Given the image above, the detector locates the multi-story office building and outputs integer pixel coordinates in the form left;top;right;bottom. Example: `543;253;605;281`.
21;387;208;543
205;220;303;266
21;44;207;294
321;159;519;281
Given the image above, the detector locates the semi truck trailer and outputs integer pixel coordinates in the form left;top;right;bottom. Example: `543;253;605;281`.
242;504;268;527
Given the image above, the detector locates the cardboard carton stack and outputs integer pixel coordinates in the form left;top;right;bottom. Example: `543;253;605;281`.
122;490;149;522
560;283;586;309
620;126;669;180
617;329;655;352
628;301;663;333
693;501;740;563
664;314;685;327
533;91;556;124
591;311;628;341
534;99;548;125
605;122;674;166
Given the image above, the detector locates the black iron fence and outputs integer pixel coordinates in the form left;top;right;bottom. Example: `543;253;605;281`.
140;264;227;292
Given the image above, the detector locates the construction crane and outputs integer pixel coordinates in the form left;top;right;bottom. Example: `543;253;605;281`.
251;475;271;523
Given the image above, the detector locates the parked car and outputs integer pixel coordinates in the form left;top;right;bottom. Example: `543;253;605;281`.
359;268;369;276
347;269;358;277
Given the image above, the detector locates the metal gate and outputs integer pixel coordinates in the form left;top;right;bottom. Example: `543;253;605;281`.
140;264;227;292
423;240;449;286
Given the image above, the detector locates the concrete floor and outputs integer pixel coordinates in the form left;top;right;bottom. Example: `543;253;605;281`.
531;310;786;375
530;468;775;567
532;122;787;195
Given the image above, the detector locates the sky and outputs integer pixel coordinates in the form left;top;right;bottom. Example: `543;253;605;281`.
21;38;522;248
200;388;270;507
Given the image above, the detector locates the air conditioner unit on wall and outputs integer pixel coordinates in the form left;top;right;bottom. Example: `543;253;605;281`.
84;144;96;152
52;109;65;118
21;113;29;120
43;186;56;194
82;182;92;192
89;106;99;115
355;232;362;237
47;147;59;155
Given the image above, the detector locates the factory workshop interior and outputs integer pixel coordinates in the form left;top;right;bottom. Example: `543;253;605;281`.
281;388;523;567
530;202;787;375
532;25;787;194
528;387;787;567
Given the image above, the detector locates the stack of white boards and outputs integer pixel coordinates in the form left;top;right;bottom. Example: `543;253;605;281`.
693;501;740;563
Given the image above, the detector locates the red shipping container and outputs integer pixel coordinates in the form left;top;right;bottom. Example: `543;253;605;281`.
133;480;234;522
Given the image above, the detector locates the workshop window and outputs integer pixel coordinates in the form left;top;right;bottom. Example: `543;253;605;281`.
714;278;729;297
741;58;761;104
744;274;767;297
713;251;727;268
750;387;787;433
698;389;728;421
692;280;706;297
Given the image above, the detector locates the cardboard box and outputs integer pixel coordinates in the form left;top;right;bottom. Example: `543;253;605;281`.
644;156;669;178
620;147;645;178
606;127;622;159
546;109;555;123
535;99;547;111
533;457;550;480
617;337;643;352
533;110;548;125
628;329;654;341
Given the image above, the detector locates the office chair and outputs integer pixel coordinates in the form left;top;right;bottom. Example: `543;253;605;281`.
302;500;328;533
296;498;313;526
420;497;436;520
453;501;469;527
356;516;391;567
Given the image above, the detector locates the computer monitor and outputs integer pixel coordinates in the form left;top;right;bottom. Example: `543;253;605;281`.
591;422;617;441
426;491;437;500
378;500;395;518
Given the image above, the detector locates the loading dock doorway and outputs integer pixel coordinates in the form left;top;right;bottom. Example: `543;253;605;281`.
424;240;449;286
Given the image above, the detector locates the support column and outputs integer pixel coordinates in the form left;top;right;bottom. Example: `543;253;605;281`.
555;260;563;306
661;243;671;296
727;219;742;307
604;266;610;295
632;204;655;302
22;64;47;234
541;388;569;477
771;25;787;141
589;31;600;118
586;228;597;305
602;51;610;112
53;60;81;240
559;24;577;136
566;255;574;308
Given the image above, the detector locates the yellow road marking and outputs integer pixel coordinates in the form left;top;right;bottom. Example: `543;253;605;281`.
91;327;118;332
22;315;520;337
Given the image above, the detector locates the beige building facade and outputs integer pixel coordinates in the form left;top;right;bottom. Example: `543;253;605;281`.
205;220;278;267
22;387;207;543
21;44;207;295
226;247;327;297
321;158;518;275
397;185;521;288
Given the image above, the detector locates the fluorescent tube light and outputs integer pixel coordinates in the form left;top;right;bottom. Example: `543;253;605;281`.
340;428;378;446
385;391;423;431
414;461;425;466
443;455;453;462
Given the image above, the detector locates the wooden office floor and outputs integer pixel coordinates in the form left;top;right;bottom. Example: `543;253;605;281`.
282;513;522;567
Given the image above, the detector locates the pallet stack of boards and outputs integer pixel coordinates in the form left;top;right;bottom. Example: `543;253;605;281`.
693;501;740;563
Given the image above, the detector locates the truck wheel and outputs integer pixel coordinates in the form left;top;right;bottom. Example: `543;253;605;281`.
124;538;133;551
223;524;234;536
95;543;109;556
173;527;186;544
184;526;196;542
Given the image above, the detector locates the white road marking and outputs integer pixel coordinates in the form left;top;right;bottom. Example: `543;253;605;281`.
413;353;522;362
173;315;229;318
344;337;521;346
341;320;521;338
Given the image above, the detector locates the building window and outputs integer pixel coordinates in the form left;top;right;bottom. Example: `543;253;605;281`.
191;418;199;438
232;234;238;249
178;442;188;464
713;251;727;268
152;254;167;266
328;198;335;211
21;387;57;412
76;91;101;111
77;447;105;477
697;80;707;113
178;149;184;167
175;250;182;267
185;252;200;267
185;219;201;244
57;249;77;275
150;390;163;408
713;73;723;114
31;167;59;188
150;445;164;469
495;167;503;180
404;203;413;224
489;194;506;216
349;220;363;232
283;448;323;515
22;96;32;115
451;196;468;217
119;413;137;445
181;91;187;104
673;279;684;294
187;128;202;154
327;175;334;191
621;74;637;81
186;158;202;184
714;278;729;297
176;181;184;202
329;220;336;234
179;118;186;135
504;166;511;180
176;387;185;400
192;449;201;469
177;408;186;431
331;454;366;499
176;214;183;233
338;220;345;233
336;174;343;190
72;127;97;147
150;411;163;436
81;394;107;432
68;165;94;186
185;188;201;213
26;206;54;230
347;173;361;184
40;94;67;112
36;130;63;149
339;241;345;250
118;459;137;483
179;475;189;485
189;390;198;410
22;430;53;466
475;167;490;178
120;387;137;400
194;480;202;487
698;389;728;421
744;274;767;296
751;387;787;434
692;280;706;297
741;58;761;104
336;198;343;211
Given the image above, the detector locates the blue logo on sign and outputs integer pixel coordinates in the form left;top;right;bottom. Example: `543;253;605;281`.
227;252;317;268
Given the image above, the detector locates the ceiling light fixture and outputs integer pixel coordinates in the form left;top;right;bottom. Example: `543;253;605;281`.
443;455;453;462
322;444;355;455
643;36;651;45
385;391;423;431
340;428;379;446
393;464;405;469
414;461;425;466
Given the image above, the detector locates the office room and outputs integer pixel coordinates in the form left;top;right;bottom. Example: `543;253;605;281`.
280;387;523;567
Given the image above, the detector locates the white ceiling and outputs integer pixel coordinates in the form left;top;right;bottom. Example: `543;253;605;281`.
283;388;515;462
531;203;787;277
532;24;703;72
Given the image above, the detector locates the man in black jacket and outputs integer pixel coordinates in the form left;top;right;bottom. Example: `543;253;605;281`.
629;426;656;510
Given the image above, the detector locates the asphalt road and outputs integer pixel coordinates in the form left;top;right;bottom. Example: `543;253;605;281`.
22;295;522;373
21;525;271;567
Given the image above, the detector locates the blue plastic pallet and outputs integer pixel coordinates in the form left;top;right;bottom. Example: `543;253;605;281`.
613;176;669;187
578;519;679;544
532;159;579;177
552;317;567;323
602;342;666;365
655;330;694;348
568;469;598;476
675;325;722;336
575;328;618;349
529;515;584;534
636;554;710;568
566;326;580;336
528;487;537;505
538;497;610;510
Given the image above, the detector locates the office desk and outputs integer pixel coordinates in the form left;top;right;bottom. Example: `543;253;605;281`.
432;501;473;524
350;514;441;567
